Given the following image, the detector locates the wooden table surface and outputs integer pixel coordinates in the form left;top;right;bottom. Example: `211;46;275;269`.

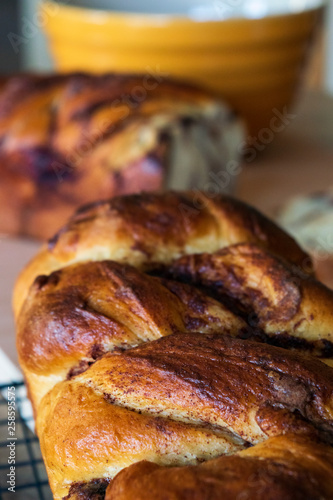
1;89;333;367
236;90;333;216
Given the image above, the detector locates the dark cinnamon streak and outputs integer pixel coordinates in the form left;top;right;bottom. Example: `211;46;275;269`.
110;332;333;441
63;478;109;500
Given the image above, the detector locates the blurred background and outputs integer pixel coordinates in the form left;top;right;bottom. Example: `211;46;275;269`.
0;0;331;90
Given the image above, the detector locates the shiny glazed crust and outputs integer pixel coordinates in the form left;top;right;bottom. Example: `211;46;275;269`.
13;191;311;319
14;191;333;500
0;73;242;239
37;333;333;499
16;260;246;410
105;435;333;500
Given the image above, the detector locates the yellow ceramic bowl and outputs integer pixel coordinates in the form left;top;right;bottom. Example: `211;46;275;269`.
41;0;324;135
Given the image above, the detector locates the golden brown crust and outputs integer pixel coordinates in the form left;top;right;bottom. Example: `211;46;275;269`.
15;191;333;500
0;73;240;240
37;332;333;498
37;375;244;500
105;434;333;500
17;241;332;412
17;260;245;409
167;243;333;361
62;333;333;442
13;192;311;319
16;192;317;412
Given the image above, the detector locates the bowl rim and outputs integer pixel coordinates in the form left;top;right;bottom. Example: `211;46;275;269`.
41;0;326;24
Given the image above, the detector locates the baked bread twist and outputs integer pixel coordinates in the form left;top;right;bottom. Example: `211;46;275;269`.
105;434;333;500
37;332;333;499
0;73;243;239
13;191;311;319
15;192;333;500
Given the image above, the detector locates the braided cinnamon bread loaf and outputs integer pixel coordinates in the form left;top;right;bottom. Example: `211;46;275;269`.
0;73;243;239
14;192;333;500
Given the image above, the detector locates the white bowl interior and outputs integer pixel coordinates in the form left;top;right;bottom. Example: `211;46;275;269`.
56;0;325;19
